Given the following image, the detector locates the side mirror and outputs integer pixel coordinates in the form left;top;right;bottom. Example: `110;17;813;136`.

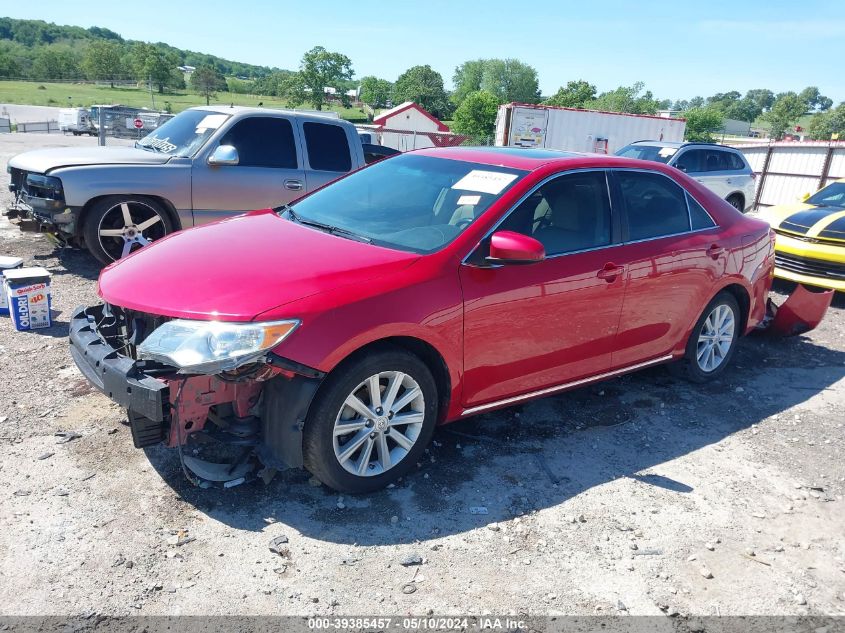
800;192;811;202
487;230;545;265
208;145;239;166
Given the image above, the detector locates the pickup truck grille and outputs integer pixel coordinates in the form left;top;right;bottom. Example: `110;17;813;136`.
775;253;845;280
8;167;25;194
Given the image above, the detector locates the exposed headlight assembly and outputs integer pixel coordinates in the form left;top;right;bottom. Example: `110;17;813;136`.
137;319;299;374
25;174;64;200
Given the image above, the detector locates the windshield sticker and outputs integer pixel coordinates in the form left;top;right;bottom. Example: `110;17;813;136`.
195;114;228;133
452;170;518;195
658;147;677;158
457;194;481;206
138;136;177;153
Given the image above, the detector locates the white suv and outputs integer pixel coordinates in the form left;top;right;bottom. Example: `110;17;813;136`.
616;141;756;212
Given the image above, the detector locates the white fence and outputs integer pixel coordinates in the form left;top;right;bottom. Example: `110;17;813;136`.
16;120;61;133
737;141;845;208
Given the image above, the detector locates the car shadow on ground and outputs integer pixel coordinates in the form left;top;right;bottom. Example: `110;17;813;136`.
146;328;845;545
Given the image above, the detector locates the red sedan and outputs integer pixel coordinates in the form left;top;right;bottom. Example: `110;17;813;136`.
71;147;778;492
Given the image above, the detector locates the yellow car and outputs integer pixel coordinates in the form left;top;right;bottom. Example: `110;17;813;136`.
759;179;845;291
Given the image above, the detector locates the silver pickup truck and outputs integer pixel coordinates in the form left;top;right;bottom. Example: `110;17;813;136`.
6;106;372;264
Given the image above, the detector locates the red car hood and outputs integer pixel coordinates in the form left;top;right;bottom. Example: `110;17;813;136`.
97;209;421;320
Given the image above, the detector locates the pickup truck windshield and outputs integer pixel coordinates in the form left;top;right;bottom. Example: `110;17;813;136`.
136;110;230;157
286;154;527;254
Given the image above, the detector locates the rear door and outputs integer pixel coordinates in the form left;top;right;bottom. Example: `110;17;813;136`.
191;115;305;225
608;169;725;368
297;120;357;191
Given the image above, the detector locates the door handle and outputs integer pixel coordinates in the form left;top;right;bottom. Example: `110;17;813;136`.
706;244;725;259
284;179;303;191
597;263;625;281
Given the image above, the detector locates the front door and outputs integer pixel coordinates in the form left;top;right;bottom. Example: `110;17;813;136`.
191;115;305;226
460;170;627;408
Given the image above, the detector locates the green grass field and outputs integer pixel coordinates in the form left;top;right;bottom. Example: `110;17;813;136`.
0;80;370;122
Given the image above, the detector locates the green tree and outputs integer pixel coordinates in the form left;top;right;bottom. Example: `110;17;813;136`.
190;65;226;105
587;82;659;114
763;92;807;139
31;45;81;80
451;90;500;139
82;40;124;88
451;59;486;106
479;58;540;104
544;79;596;108
688;96;705;109
745;88;775;113
806;102;845;140
799;86;832;112
392;65;451;119
684;107;724;142
359;75;392;118
282;46;354;110
132;43;181;93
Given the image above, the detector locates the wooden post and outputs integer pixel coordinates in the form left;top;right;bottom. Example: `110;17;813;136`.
818;145;835;190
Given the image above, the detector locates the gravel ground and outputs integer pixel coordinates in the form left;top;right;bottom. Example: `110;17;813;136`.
0;133;844;619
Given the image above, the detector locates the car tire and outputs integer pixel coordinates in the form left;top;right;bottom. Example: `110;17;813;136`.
303;347;438;493
669;292;741;383
83;195;174;265
726;194;744;212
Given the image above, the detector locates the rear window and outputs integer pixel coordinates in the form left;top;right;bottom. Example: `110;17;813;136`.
304;122;352;172
616;144;678;164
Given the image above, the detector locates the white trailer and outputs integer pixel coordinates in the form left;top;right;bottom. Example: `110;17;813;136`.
495;103;686;154
58;108;95;136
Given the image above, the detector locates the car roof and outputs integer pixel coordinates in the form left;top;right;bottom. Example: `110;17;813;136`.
413;146;592;170
184;105;348;125
628;140;738;152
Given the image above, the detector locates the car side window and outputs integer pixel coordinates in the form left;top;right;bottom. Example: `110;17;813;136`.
727;152;746;170
703;150;729;172
674;150;703;173
498;171;611;256
617;170;691;241
303;122;352;172
219;117;298;168
687;193;716;230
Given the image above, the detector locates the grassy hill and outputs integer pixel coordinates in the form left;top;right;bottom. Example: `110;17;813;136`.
0;80;369;121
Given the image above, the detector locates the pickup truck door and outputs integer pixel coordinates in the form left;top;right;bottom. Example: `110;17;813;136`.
296;119;360;191
190;115;306;226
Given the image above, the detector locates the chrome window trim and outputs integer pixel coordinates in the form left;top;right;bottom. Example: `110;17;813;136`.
461;166;722;266
461;168;615;264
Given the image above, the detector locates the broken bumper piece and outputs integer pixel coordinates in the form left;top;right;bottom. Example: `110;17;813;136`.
759;284;834;337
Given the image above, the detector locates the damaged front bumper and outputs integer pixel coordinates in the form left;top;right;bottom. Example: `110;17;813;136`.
68;305;323;484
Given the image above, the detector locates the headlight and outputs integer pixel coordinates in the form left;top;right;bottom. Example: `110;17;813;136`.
25;174;63;200
137;319;299;374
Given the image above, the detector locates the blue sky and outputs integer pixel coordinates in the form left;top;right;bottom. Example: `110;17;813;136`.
7;0;845;102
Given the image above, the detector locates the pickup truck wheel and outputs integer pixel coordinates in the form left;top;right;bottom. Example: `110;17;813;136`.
303;349;438;493
83;196;173;265
669;292;740;383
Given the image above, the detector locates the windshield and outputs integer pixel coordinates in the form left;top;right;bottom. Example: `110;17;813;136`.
615;144;677;164
807;182;845;207
286;154;527;254
136;110;230;157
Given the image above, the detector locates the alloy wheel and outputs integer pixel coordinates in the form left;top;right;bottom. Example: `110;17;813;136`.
332;371;425;477
96;200;167;260
696;304;735;372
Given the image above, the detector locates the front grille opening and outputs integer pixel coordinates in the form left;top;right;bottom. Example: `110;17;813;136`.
775;253;845;280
